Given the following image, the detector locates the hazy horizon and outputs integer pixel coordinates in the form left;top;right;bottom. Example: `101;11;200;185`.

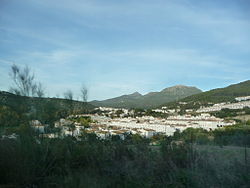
1;0;250;100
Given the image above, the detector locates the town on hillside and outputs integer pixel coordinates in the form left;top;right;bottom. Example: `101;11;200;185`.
28;95;250;141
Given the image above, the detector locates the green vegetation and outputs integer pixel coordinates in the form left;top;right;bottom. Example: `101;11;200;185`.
68;116;93;127
210;107;250;118
172;124;250;147
120;108;168;118
0;123;249;187
0;105;22;127
0;91;94;125
183;80;250;103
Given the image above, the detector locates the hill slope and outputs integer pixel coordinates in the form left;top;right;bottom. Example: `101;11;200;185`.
91;85;202;109
0;91;95;114
162;80;250;109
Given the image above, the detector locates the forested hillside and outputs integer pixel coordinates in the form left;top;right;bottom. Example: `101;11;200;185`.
0;91;95;126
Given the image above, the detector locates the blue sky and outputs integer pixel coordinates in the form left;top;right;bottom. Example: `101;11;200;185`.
0;0;250;100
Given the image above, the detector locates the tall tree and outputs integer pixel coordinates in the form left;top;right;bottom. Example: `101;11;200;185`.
80;85;88;103
64;89;74;114
64;90;73;100
36;82;45;98
9;64;45;97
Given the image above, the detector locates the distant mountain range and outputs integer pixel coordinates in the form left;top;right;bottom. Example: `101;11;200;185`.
90;85;202;109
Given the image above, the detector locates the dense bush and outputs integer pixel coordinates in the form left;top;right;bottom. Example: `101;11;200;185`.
0;126;249;188
0;106;23;127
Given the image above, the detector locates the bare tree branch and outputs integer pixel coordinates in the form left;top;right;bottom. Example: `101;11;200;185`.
64;90;73;100
80;85;88;103
36;82;45;98
9;64;45;97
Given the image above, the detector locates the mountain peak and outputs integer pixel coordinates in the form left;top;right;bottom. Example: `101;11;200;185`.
129;92;142;97
161;85;201;92
172;85;187;88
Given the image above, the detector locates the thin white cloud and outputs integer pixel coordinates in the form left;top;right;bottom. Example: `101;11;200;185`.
0;59;13;65
29;0;250;47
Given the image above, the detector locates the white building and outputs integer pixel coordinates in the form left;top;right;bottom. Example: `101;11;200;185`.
235;96;250;102
30;120;45;133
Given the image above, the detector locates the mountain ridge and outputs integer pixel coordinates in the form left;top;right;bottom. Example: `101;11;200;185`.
90;85;202;109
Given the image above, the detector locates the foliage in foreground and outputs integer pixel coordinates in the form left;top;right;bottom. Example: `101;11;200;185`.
0;126;249;188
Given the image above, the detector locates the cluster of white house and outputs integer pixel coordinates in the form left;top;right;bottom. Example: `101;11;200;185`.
8;97;250;141
30;112;236;140
30;118;155;140
152;96;250;114
96;107;129;115
197;100;250;113
30;119;83;138
235;96;250;102
31;95;250;140
90;113;235;137
85;124;155;140
152;108;178;114
97;106;179;116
